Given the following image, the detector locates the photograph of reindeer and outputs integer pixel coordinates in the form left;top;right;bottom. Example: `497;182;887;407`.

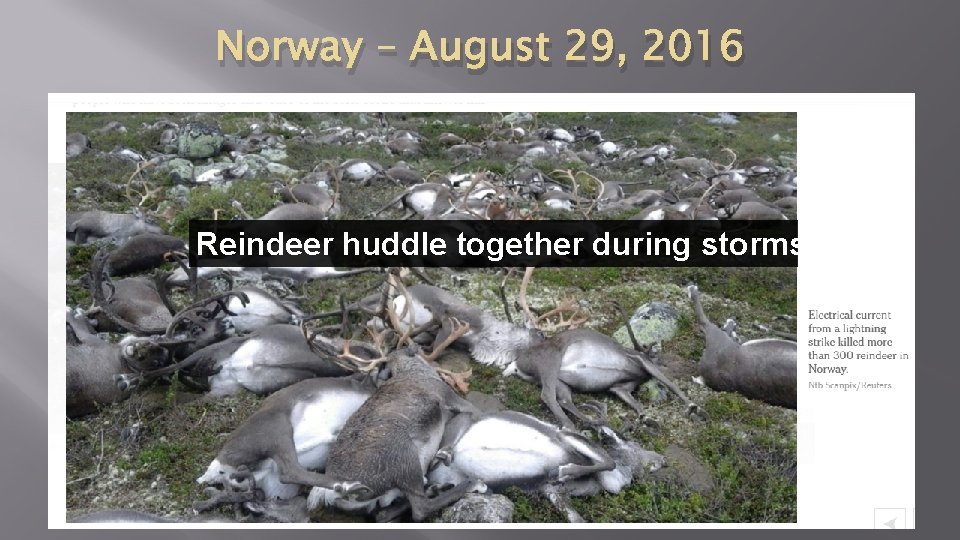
63;112;797;523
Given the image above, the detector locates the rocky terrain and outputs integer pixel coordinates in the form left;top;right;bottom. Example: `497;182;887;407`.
64;111;797;523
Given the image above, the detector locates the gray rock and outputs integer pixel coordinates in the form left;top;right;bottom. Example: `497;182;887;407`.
66;133;90;158
236;154;269;177
260;147;288;162
502;112;534;126
177;122;224;159
613;301;680;348
438;493;514;523
266;162;298;179
706;112;739;125
157;158;194;184
652;445;715;494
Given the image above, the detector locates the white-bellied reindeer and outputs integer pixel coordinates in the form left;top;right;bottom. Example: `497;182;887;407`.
426;406;665;522
502;268;705;429
687;284;797;408
195;376;377;515
369;268;703;430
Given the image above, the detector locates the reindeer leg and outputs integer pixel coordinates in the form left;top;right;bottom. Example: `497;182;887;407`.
539;377;577;431
555;381;604;428
374;499;413;523
555;433;615;482
628;353;706;421
540;483;585;523
405;479;487;522
193;486;259;513
608;382;661;429
273;435;372;499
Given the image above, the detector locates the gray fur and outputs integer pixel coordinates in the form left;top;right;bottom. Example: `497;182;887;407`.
688;285;797;408
66;309;129;417
197;377;376;507
319;349;485;521
66;209;163;244
511;328;700;429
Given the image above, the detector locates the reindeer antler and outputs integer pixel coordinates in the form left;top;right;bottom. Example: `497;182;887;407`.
517;267;590;333
421;318;471;363
125;160;162;208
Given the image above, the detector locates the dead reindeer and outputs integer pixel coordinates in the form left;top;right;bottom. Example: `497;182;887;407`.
381;282;545;369
501;268;704;430
371;183;455;219
87;249;174;335
66;308;130;418
687;284;797;408
70;499;311;523
308;322;487;522
427;408;665;523
117;323;356;395
232;201;329;221
505;328;704;430
218;286;305;333
195;376;377;515
67;208;164;245
103;233;186;277
717;200;789;220
273;181;339;216
115;290;251;382
374;270;701;429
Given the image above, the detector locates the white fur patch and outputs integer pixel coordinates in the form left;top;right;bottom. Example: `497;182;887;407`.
645;208;665;220
345;162;376;181
407;189;439;215
435;418;566;482
289;390;369;470
391;296;434;332
208;340;264;396
544;198;572;211
598;141;619;155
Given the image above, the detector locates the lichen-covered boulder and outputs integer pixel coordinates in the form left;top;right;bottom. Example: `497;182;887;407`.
177;122;224;159
438;493;514;523
156;157;194;184
260;147;288;162
612;301;680;348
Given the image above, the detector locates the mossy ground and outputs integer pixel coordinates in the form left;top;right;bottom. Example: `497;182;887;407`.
65;112;796;523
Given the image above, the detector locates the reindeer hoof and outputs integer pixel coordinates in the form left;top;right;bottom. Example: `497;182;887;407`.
687;404;709;422
428;447;453;471
469;479;488;494
557;464;575;483
335;481;373;500
113;374;137;392
639;415;662;431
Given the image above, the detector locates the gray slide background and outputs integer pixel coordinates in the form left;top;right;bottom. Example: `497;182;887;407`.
4;0;949;536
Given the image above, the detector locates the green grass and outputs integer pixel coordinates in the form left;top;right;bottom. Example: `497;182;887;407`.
64;111;796;523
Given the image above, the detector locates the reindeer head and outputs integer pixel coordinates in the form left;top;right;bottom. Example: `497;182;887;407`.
197;460;254;493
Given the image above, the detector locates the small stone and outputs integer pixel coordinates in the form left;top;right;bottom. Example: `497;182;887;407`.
652;445;715;494
438;493;514;523
266;162;298;178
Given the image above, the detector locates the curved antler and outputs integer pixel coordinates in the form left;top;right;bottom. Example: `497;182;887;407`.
164;290;250;338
